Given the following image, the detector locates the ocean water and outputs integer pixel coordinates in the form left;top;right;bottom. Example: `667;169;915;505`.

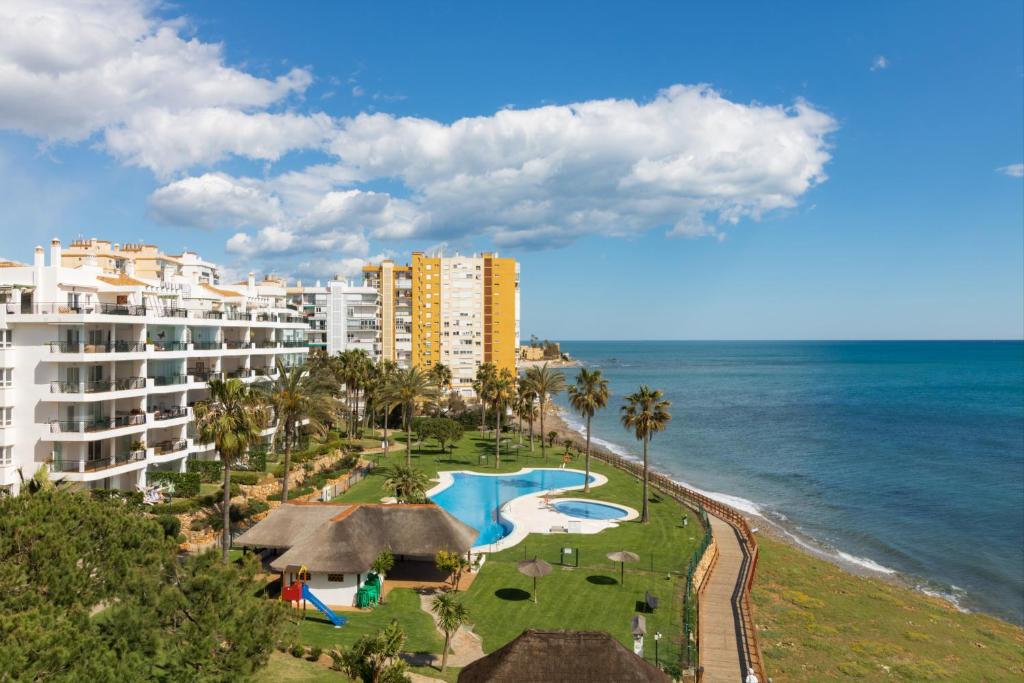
550;341;1024;624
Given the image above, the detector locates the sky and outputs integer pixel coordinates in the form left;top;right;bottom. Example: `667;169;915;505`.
0;0;1021;340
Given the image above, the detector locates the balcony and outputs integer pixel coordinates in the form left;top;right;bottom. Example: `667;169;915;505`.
190;341;221;350
45;414;148;440
150;374;187;387
224;340;249;350
254;340;279;349
48;340;146;354
281;340;308;348
188;369;222;383
50;450;147;478
150;405;189;421
224;368;251;379
157;307;188;318
50;377;147;394
151;439;188;456
199;311;224;320
225;311;250;321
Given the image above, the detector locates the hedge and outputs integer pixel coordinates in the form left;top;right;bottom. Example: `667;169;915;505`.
149;499;201;515
186;460;223;483
148;471;201;498
249;450;267;472
266;485;315;502
156;514;181;538
230;470;262;486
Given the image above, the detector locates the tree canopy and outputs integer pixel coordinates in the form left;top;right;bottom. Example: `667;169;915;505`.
0;489;287;682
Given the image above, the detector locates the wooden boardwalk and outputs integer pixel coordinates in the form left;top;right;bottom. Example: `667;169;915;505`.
699;515;746;683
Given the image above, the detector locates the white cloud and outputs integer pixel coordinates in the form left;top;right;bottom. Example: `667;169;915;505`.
996;163;1023;178
351;85;365;97
148;173;281;228
871;55;888;71
0;0;318;172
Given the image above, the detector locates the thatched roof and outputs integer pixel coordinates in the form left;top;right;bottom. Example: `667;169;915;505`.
458;629;671;683
234;503;348;550
240;503;478;574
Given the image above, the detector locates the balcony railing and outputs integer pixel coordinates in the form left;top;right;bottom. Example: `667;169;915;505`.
51;450;146;473
188;369;222;382
50;377;146;394
191;341;221;350
150;375;187;387
225;311;249;321
152;341;186;352
225;369;250;379
254;340;278;348
49;414;146;433
151;406;188;421
158;307;188;318
200;311;224;320
281;340;307;347
48;340;146;353
152;439;188;455
223;340;248;349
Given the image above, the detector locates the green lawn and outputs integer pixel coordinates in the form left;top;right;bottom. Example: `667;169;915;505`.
755;536;1024;682
333;431;702;673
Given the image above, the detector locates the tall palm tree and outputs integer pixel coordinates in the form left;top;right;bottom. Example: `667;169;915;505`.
431;591;470;672
388;367;439;466
567;368;610;492
620;385;672;524
337;349;372;439
430;363;453;415
194;378;268;560
524;363;565;461
472;363;497;436
488;368;516;467
258;357;337;503
518;378;538;453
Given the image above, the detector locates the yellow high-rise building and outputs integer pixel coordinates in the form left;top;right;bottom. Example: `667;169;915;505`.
363;252;520;396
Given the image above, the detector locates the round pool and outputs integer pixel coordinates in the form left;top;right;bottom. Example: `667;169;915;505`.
553;500;628;520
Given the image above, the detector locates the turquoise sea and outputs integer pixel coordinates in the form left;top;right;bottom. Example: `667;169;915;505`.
550;341;1024;624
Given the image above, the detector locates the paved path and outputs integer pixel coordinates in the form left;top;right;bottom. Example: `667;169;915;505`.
699;515;745;683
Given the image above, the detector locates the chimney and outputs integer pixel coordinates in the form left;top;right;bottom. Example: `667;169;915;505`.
315;280;321;288
50;238;61;266
125;259;136;276
296;279;303;288
247;272;255;290
34;245;45;269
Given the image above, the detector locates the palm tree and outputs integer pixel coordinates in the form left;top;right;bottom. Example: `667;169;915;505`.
431;591;470;672
382;463;430;502
567;368;610;492
620;385;672;523
524;363;565;461
472;363;497;436
388;367;439;466
331;621;408;683
258;357;337;503
193;378;268;560
430;363;453;415
518;379;539;453
488;368;516;468
337;349;372;439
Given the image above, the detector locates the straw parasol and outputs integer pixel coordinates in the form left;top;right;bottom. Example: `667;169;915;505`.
517;556;552;603
606;550;640;586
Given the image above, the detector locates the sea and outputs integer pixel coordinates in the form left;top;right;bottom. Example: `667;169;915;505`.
550;341;1024;625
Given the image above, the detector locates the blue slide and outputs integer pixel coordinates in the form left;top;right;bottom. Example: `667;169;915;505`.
301;583;347;627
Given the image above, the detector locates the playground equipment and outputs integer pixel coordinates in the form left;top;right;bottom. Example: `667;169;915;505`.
355;572;382;608
281;566;346;628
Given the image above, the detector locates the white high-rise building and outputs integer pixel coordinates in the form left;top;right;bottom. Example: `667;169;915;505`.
0;239;308;497
326;279;380;358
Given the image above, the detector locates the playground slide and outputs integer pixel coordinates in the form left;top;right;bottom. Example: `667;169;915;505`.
300;583;347;627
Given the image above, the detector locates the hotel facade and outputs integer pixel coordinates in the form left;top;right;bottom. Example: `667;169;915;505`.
0;239;308;497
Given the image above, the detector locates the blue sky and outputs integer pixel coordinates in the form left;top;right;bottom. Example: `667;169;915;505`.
1;1;1021;339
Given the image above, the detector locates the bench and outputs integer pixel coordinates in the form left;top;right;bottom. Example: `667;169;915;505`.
644;591;659;612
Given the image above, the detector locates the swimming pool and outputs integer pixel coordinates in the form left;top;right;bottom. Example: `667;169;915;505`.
429;469;594;546
552;500;629;520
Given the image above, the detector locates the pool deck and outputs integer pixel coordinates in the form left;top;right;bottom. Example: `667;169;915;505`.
426;467;638;553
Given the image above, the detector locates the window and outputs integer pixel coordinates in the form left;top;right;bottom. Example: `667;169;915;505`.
0;329;10;347
0;446;12;466
0;407;10;427
327;573;345;583
0;368;10;387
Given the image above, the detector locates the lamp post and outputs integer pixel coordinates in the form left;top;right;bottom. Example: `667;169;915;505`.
654;632;662;668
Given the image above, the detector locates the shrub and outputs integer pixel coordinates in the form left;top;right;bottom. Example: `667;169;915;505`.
186;460;223;483
266;485;315;502
91;489;145;508
230;471;261;486
270;464;286;478
290;643;305;659
148;472;201;498
175;533;187;544
247;499;270;517
156;514;181;538
150;499;201;515
247;449;267;472
308;645;323;661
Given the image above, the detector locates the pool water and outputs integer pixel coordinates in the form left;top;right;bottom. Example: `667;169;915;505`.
430;469;593;546
552;500;628;520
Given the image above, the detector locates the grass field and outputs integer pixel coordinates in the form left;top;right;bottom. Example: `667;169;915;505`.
754;536;1024;681
332;430;703;672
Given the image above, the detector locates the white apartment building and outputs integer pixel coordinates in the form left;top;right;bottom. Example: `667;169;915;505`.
326;278;380;358
286;281;329;352
0;240;308;497
439;256;486;395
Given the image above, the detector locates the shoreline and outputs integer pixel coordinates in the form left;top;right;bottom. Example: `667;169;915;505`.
539;404;1015;625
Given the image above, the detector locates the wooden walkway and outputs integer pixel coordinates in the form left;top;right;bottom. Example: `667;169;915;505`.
699;515;746;682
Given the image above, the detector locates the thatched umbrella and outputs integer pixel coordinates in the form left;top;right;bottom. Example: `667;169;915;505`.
606;550;639;586
517;556;552;603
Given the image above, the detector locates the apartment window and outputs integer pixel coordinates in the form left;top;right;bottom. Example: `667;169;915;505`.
0;329;10;347
0;407;10;426
0;368;10;387
0;446;11;466
327;573;345;583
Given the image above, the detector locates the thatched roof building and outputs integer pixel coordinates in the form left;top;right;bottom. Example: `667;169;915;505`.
458;629;671;683
235;503;478;574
